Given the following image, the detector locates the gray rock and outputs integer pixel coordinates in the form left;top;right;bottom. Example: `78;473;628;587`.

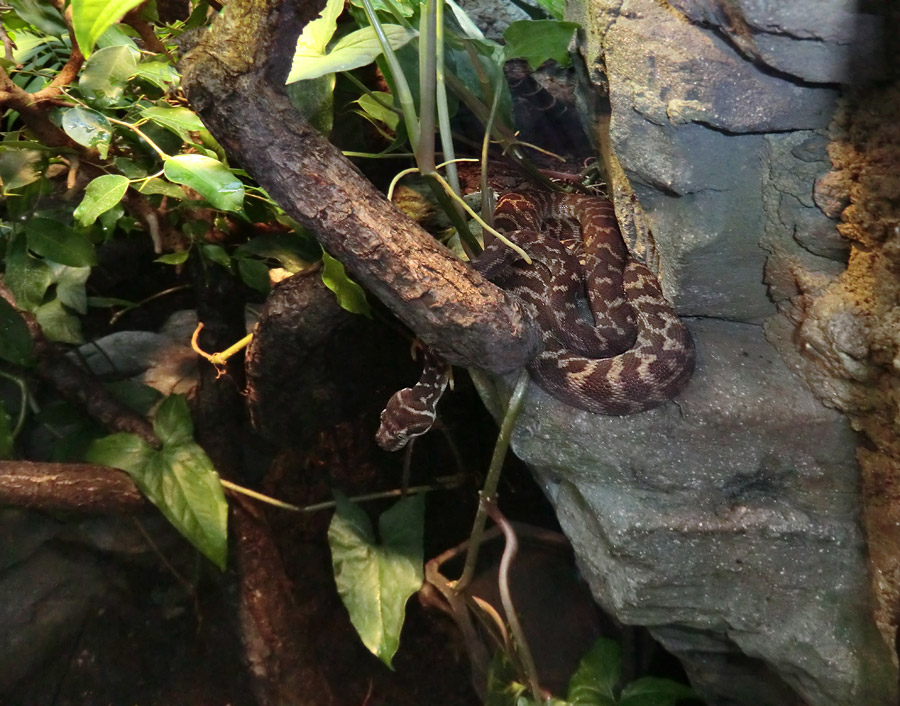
475;320;896;706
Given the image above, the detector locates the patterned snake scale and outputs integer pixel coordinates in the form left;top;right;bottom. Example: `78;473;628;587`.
376;192;695;451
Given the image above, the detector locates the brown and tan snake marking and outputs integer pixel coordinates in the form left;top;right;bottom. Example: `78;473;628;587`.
376;192;695;451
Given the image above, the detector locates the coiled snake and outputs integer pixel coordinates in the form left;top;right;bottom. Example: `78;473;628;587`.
376;192;695;451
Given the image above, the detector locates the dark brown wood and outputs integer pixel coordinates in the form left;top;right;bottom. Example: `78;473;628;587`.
179;0;540;373
0;461;147;513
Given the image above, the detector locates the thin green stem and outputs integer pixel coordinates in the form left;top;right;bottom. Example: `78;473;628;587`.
106;115;170;161
479;63;505;224
0;370;29;441
360;0;419;151
417;0;437;174
455;370;529;591
342;72;404;117
220;475;465;513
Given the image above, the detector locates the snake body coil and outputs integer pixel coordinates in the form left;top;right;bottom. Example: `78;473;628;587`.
376;192;695;451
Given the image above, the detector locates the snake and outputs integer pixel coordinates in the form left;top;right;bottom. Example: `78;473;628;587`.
375;191;695;451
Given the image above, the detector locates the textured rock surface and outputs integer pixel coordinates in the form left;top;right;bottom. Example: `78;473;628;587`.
472;0;897;704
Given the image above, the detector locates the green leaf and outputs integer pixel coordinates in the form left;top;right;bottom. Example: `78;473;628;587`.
155;251;189;265
237;257;271;294
24;218;97;267
8;0;68;35
133;60;180;90
86;395;229;571
348;0;415;17
48;263;90;315
61;107;114;159
152;393;194;447
78;44;140;107
356;92;399;130
328;492;424;667
163;154;245;212
136;177;186;198
503;20;579;69
618;677;698;706
71;0;146;58
321;250;371;316
86;431;156;474
0;147;43;194
532;0;564;20
0;296;35;367
0;402;13;460
34;298;83;344
285;74;335;135
200;244;233;270
3;233;54;311
141;105;206;142
74;174;129;226
567;638;622;705
290;0;344;60
236;232;319;271
288;23;417;83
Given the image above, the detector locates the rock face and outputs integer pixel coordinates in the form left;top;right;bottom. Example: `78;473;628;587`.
475;1;897;704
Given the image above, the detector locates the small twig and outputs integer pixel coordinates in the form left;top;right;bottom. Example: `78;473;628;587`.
484;501;543;703
190;322;253;369
219;474;465;513
456;370;529;591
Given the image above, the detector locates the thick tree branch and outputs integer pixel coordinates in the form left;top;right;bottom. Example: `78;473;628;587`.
179;0;540;373
0;461;147;514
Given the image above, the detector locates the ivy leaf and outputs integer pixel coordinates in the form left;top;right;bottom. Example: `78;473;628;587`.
86;395;229;570
567;638;622;705
48;263;91;315
24;217;97;267
74;174;129;226
0;296;35;367
3;233;54;311
71;0;146;58
531;0;564;20
321;250;371;316
163;154;245;212
288;22;417;83
78;44;140;107
61;106;113;159
503;20;579;69
618;677;698;706
328;492;424;667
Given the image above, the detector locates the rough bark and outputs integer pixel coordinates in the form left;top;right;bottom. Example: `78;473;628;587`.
178;0;540;373
0;461;147;514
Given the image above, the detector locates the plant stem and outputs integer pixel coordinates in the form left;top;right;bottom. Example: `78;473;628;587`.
434;0;461;197
417;0;437;174
455;369;529;591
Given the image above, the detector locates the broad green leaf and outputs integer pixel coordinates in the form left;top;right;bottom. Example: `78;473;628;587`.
201;244;233;270
290;0;344;61
34;298;83;344
133;60;180;90
533;0;564;20
86;395;229;570
237;257;270;294
236;232;318;272
3;233;54;311
321;250;371;316
163;154;245;212
140;441;228;570
155;251;189;265
503;20;579;69
445;0;486;39
8;0;68;36
71;0;146;58
0;147;42;194
141;106;206;142
356;92;399;130
95;23;140;50
328;493;424;667
48;263;90;315
348;0;415;17
0;402;13;459
618;677;698;706
105;380;163;416
567;638;622;705
152;393;195;447
78;44;140;106
288;24;417;83
0;296;35;367
136;177;186;199
86;431;156;474
61;107;113;159
74;174;129;226
286;74;335;135
24;218;97;267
